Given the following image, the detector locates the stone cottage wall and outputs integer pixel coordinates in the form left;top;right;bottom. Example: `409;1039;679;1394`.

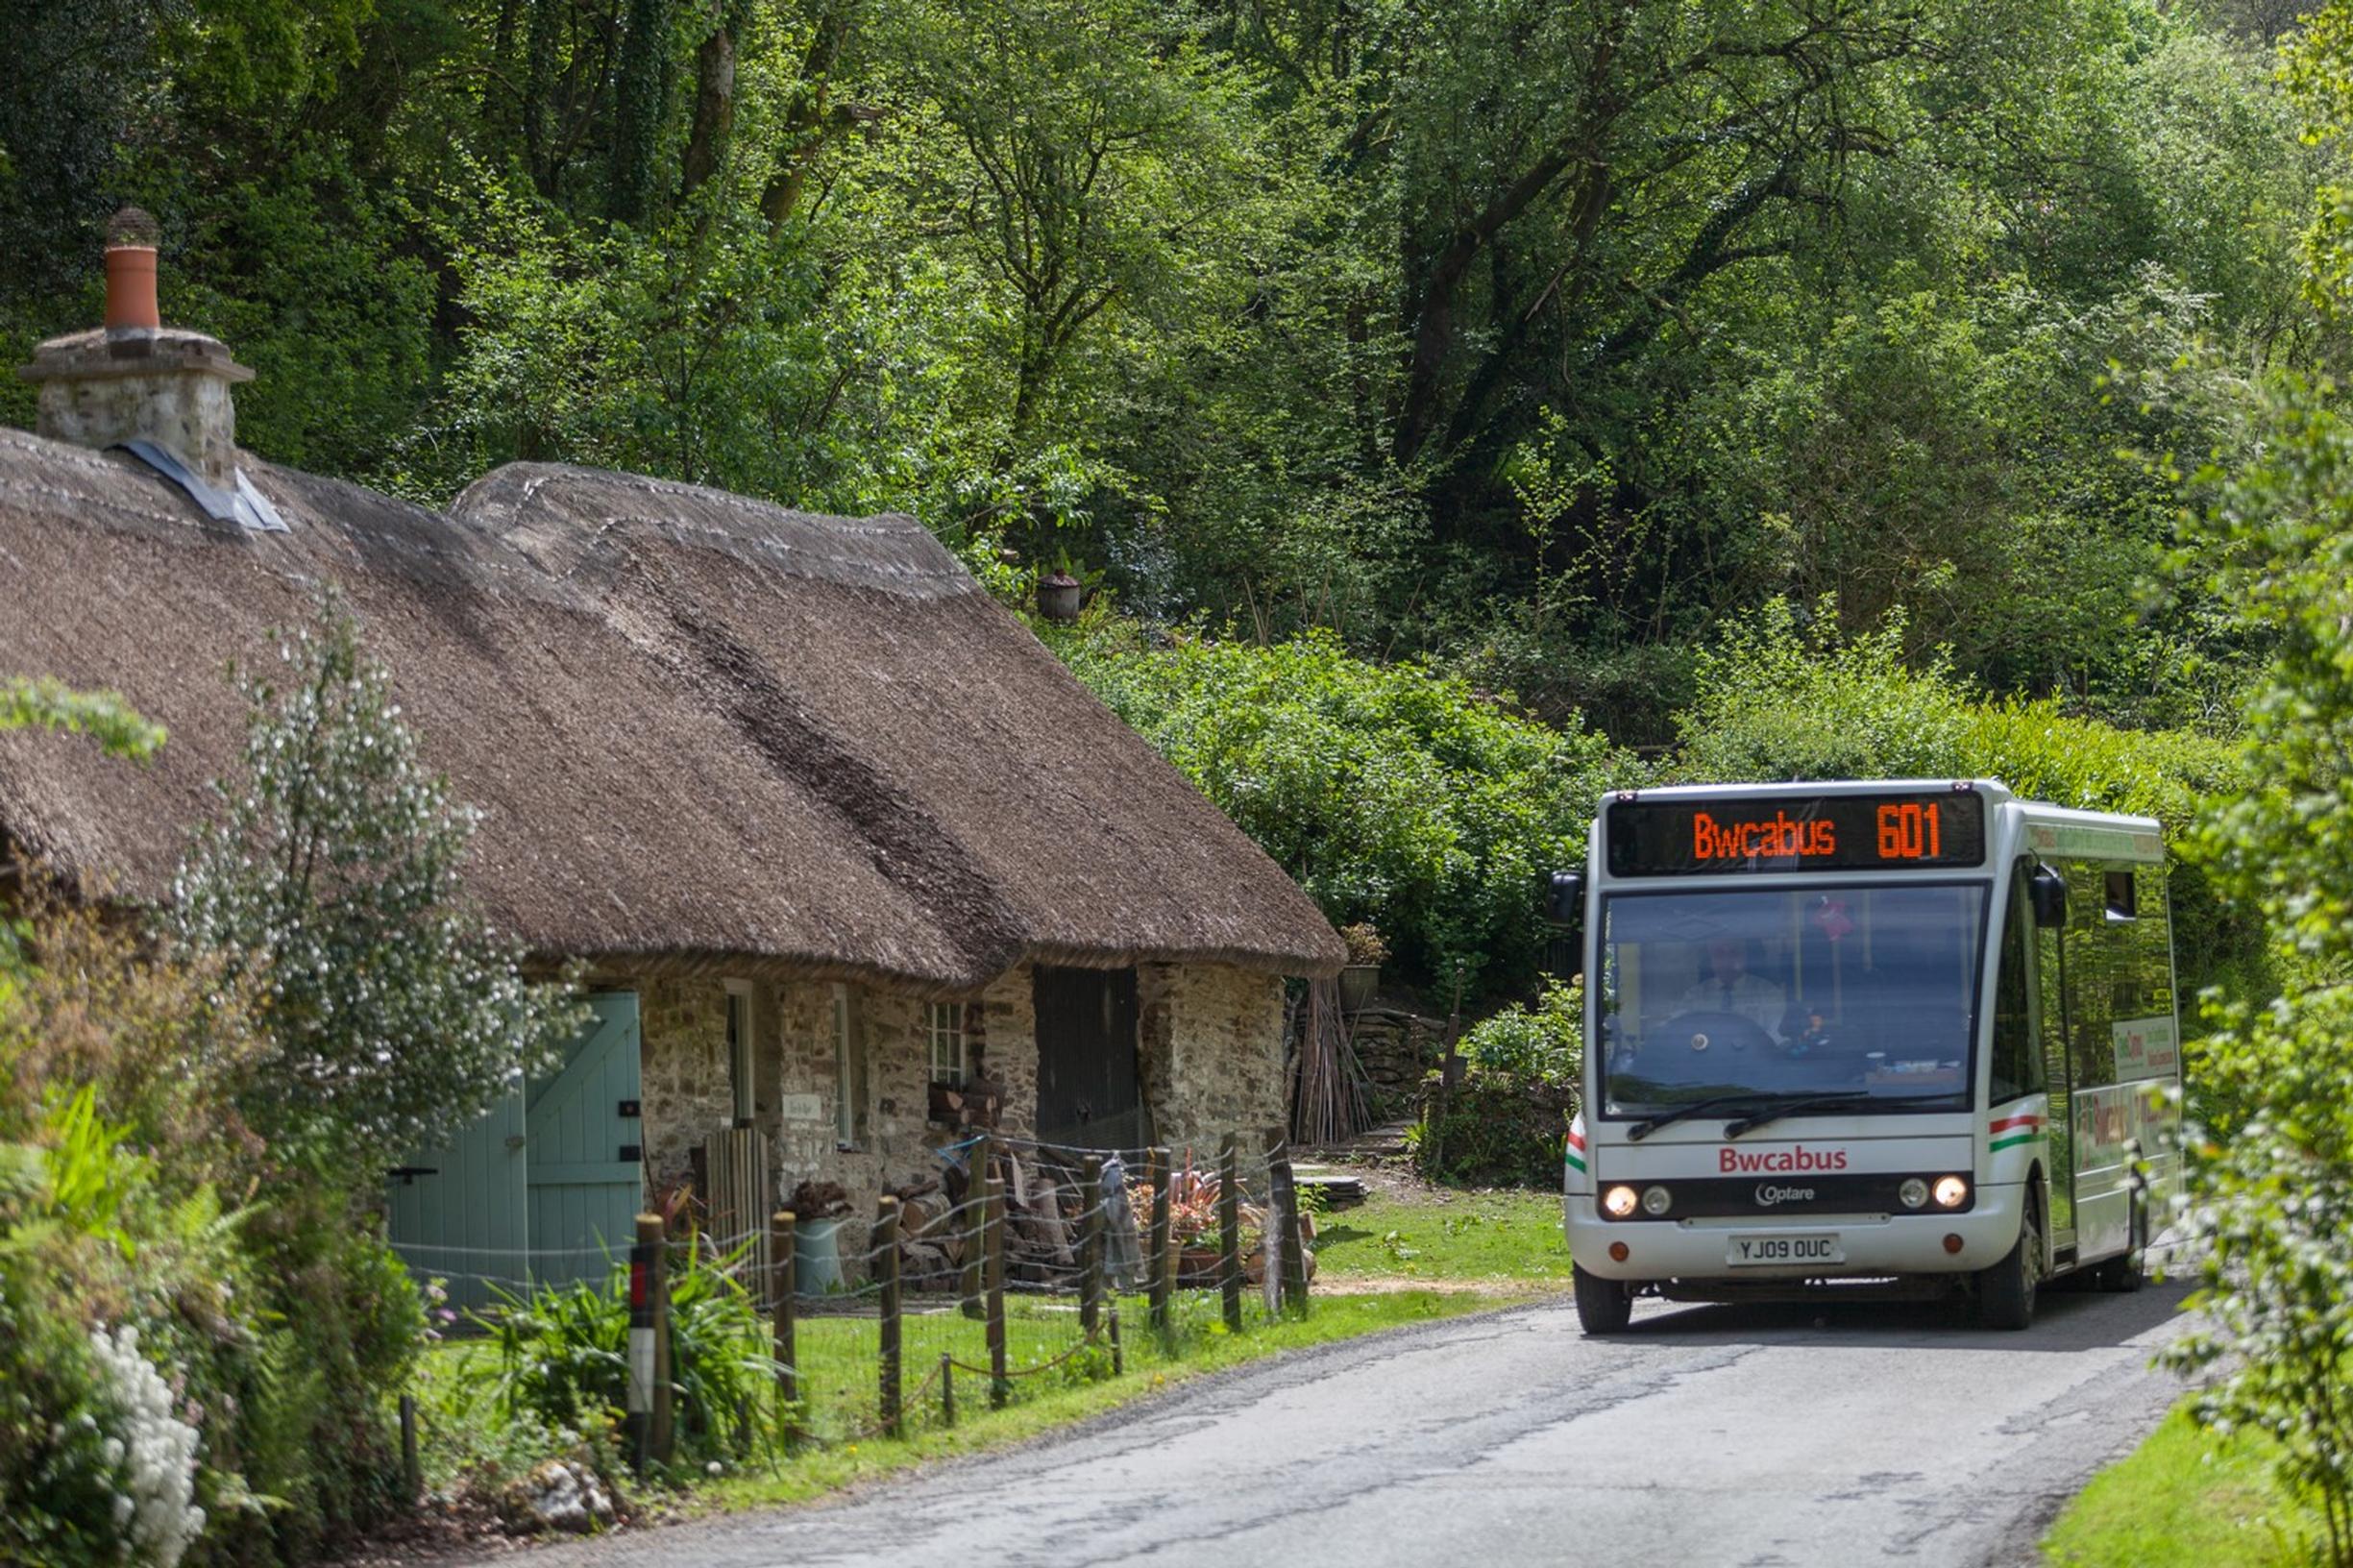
629;961;1290;1259
1140;963;1288;1151
636;977;734;1197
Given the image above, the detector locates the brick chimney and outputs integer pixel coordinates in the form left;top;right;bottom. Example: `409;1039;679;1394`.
16;207;254;487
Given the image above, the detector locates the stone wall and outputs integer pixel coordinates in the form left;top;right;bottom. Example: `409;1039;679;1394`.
1346;1005;1454;1118
1141;963;1288;1151
637;977;734;1195
630;959;1291;1252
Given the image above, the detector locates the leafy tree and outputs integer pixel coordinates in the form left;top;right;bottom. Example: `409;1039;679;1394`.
0;677;163;762
2160;378;2353;1568
1058;617;1628;999
166;604;584;1174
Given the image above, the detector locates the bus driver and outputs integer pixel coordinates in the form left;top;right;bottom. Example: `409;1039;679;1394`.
1672;938;1785;1042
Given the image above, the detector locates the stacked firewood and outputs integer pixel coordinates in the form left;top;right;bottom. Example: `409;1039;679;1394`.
886;1149;1092;1290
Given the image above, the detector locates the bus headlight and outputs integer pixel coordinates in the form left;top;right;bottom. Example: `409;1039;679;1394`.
1900;1178;1929;1210
1641;1185;1673;1216
1932;1175;1970;1210
1603;1185;1639;1218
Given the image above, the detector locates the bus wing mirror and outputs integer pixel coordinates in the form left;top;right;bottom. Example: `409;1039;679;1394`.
2030;865;2068;928
1545;870;1585;979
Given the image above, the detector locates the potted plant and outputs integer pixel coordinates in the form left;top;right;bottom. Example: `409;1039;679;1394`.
1337;920;1387;1010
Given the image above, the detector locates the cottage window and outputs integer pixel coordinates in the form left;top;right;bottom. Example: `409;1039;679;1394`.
833;983;868;1148
725;984;755;1127
927;1002;968;1086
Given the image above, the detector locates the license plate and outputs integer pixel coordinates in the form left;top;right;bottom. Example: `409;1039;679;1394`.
1728;1234;1844;1266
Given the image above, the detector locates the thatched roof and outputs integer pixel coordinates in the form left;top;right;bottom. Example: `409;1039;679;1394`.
0;430;1345;988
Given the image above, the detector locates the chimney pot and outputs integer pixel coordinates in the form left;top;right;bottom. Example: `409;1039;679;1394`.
15;206;253;487
102;205;161;332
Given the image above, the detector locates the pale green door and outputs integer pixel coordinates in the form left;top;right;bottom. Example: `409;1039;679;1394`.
387;992;643;1313
387;1083;527;1318
525;994;645;1294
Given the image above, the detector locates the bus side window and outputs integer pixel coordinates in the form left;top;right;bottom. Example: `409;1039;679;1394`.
2065;861;2120;1085
1991;866;2042;1104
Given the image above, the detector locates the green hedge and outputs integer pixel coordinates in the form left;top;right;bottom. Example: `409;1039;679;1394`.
1668;599;2257;998
1059;621;1630;1000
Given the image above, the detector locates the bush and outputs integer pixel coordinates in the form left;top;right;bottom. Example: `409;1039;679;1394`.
1667;597;2260;1015
1413;980;1581;1188
167;601;586;1176
2160;377;2353;1568
467;1239;784;1472
1059;620;1630;999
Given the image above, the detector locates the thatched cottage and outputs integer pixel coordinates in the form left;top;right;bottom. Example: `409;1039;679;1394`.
0;221;1343;1299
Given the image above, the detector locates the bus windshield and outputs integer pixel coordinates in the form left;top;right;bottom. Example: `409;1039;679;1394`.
1598;882;1986;1116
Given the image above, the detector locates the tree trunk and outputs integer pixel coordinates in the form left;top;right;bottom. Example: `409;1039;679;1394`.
681;1;738;196
762;2;855;232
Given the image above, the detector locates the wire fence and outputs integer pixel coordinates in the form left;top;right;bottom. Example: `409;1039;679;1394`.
763;1133;1310;1445
420;1131;1314;1460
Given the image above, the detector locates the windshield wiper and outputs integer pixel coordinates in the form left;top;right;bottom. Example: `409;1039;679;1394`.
1628;1094;1761;1142
1723;1090;1960;1139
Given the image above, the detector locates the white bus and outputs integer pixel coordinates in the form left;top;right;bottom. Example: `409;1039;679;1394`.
1554;779;2179;1333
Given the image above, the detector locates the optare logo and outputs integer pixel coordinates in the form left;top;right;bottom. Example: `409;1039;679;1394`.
1754;1184;1815;1207
1719;1145;1850;1174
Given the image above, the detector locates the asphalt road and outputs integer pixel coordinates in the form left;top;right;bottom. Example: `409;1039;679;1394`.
459;1283;2194;1568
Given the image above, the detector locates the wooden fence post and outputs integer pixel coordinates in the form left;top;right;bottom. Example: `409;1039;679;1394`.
771;1211;798;1442
1080;1155;1105;1341
1272;1152;1308;1318
1146;1145;1172;1337
1108;1300;1124;1377
399;1393;420;1501
961;1137;991;1320
941;1352;956;1428
627;1213;674;1465
985;1165;1009;1409
877;1195;902;1437
1218;1134;1242;1333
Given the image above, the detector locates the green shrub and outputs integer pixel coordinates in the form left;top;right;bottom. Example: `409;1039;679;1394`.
1059;620;1630;999
467;1239;784;1471
1414;980;1582;1188
1667;597;2260;1018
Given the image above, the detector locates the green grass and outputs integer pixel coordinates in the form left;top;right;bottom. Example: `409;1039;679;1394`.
1312;1188;1571;1285
2044;1406;2319;1568
699;1286;1507;1513
408;1182;1555;1523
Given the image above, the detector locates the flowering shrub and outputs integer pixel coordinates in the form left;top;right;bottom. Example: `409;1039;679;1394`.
86;1325;204;1568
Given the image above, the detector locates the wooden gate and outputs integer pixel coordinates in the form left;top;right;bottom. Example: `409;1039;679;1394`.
387;992;644;1311
701;1125;773;1308
1033;966;1145;1149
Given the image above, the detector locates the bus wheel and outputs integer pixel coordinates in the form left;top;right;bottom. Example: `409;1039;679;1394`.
1976;1195;2043;1331
1574;1263;1634;1335
2096;1196;2147;1294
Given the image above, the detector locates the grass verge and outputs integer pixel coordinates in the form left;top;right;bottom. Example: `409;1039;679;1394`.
2044;1404;2317;1567
698;1287;1510;1513
1313;1188;1570;1286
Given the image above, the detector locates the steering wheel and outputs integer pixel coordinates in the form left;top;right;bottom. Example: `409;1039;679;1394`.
1651;1009;1776;1057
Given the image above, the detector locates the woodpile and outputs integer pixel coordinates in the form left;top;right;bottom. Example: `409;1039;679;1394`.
888;1176;961;1290
927;1072;1004;1131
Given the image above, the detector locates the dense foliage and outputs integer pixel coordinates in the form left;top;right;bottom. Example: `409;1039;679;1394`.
1410;979;1581;1188
1060;620;1626;999
0;0;2324;744
0;625;580;1562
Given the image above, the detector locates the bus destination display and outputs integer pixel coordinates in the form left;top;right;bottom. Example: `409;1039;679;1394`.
1606;791;1987;876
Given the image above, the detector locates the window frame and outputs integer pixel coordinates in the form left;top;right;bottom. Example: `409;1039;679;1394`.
832;983;867;1149
927;1001;968;1087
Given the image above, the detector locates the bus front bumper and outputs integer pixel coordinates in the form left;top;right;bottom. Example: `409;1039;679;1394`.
1564;1182;2027;1284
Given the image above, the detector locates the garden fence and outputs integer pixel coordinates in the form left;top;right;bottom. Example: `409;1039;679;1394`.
636;1131;1312;1458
